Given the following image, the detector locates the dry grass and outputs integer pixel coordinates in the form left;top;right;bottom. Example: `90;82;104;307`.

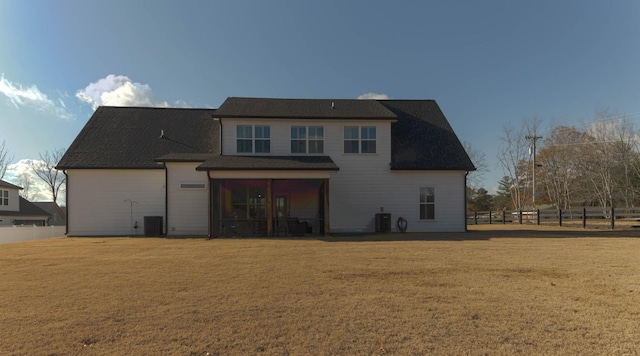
1;226;640;355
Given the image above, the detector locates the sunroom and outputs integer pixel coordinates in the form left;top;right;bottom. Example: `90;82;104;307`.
196;155;339;237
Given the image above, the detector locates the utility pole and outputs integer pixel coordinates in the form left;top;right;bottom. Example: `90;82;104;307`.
526;133;543;208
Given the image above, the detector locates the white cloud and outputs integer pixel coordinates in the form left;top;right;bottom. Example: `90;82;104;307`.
4;159;56;203
76;74;169;110
357;92;390;100
0;74;74;120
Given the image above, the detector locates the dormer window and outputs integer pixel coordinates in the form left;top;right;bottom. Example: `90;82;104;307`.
237;125;270;154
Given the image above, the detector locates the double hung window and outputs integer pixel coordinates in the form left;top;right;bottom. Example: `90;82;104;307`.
344;126;376;153
237;125;270;153
419;187;435;220
0;190;7;206
291;126;324;154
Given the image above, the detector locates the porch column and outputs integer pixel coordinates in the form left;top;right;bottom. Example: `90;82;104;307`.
209;178;217;238
266;179;273;236
323;178;330;236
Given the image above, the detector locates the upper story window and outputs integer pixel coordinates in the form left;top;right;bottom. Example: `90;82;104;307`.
291;126;324;154
237;125;270;154
0;190;8;206
344;126;376;154
419;187;435;220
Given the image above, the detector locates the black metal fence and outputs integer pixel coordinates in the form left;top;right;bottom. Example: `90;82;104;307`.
467;208;640;229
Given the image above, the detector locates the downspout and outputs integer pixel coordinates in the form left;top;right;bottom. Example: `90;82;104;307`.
207;170;213;239
163;162;168;237
63;170;68;236
213;116;222;155
208;115;221;239
464;171;469;232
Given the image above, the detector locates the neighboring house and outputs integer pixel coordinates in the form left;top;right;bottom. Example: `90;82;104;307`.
57;98;475;237
0;179;52;226
32;202;67;226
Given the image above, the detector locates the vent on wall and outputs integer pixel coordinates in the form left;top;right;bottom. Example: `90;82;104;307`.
179;183;206;190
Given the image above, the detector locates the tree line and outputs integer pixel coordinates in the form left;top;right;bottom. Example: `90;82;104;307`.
468;111;640;212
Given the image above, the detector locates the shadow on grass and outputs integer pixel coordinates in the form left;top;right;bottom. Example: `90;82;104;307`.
317;228;640;242
94;227;639;242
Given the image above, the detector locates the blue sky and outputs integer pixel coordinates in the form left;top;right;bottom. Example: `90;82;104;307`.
1;0;640;199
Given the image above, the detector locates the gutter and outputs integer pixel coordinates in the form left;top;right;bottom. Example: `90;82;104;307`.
213;116;222;155
163;162;168;237
464;171;469;232
207;170;213;239
63;170;68;236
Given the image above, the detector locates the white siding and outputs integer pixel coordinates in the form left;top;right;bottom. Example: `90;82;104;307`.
66;169;165;236
330;170;467;233
0;187;20;212
221;118;468;233
166;162;209;236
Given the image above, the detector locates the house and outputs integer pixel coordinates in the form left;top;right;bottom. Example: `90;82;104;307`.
32;202;67;226
0;179;52;226
56;98;475;237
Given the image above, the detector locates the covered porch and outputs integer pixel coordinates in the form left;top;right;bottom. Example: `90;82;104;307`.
196;156;338;238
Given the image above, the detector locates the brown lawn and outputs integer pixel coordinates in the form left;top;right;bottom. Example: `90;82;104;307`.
1;225;639;355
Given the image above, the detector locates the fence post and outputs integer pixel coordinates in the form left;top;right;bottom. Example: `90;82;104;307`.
558;208;562;226
503;210;506;224
611;207;615;230
489;210;492;224
582;208;586;229
536;209;540;225
474;211;478;225
519;210;523;224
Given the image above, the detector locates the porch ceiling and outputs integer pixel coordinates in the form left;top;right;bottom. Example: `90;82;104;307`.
196;155;339;171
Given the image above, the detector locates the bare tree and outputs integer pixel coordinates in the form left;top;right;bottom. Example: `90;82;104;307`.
580;113;626;209
497;117;543;210
30;149;66;204
0;139;13;179
17;173;38;201
537;126;586;209
462;141;488;190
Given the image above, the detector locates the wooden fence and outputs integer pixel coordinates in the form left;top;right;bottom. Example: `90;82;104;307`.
467;208;640;229
0;225;66;244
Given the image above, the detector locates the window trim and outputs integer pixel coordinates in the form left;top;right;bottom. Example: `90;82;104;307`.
419;187;435;220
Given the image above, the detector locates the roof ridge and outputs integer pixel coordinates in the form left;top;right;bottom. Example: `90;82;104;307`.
97;106;217;110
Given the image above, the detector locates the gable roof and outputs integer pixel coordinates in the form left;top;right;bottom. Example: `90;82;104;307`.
376;100;475;171
57;107;220;169
214;97;397;120
0;197;52;218
57;98;474;172
0;179;22;190
32;202;66;225
196;155;339;171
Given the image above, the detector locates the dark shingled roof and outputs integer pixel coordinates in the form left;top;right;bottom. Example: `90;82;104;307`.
57;107;219;169
378;100;476;171
32;202;66;225
214;97;397;120
57;99;474;172
196;155;339;171
155;153;218;162
0;197;52;217
0;179;22;190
